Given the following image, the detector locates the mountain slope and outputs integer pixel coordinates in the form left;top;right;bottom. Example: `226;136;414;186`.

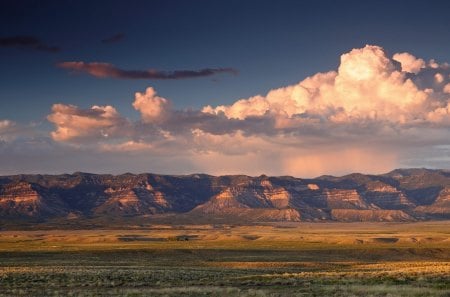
1;168;450;224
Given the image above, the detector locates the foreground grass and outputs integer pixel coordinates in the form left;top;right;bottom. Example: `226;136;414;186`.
0;222;450;296
1;260;449;296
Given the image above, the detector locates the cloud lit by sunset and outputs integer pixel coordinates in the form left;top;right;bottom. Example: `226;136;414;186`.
0;1;449;177
41;45;450;176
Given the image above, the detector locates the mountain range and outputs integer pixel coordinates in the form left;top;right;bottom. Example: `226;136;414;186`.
1;168;450;227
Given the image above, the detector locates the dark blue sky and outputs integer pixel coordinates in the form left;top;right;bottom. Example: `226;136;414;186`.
1;0;449;124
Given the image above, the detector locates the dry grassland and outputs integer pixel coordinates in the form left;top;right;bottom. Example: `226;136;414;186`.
0;221;449;296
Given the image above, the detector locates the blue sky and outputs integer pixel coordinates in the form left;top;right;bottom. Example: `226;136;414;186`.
1;0;449;121
0;0;449;176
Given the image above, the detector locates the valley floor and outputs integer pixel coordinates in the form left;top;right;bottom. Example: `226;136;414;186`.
0;221;450;296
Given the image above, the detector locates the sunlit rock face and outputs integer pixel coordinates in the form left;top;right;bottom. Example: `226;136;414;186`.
0;181;66;217
331;209;414;222
435;188;450;207
1;168;450;222
0;182;42;216
95;182;171;216
362;180;416;210
324;189;370;209
363;191;415;210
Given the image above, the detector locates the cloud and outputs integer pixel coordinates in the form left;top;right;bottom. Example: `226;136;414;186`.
0;119;14;130
132;87;172;123
101;33;125;44
444;83;450;94
57;61;237;80
393;52;425;74
0;119;39;143
44;45;450;176
0;120;17;141
47;104;131;142
204;45;449;129
0;35;60;52
435;73;444;83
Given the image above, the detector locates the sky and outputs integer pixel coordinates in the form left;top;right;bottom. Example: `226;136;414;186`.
0;0;449;177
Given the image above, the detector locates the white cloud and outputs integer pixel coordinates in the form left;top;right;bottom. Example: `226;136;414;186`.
47;104;130;142
444;83;450;94
435;73;444;83
393;52;425;74
100;140;154;152
0;120;16;142
0;119;41;143
204;45;446;128
42;45;450;176
0;119;14;131
427;103;450;124
132;87;172;123
429;59;439;69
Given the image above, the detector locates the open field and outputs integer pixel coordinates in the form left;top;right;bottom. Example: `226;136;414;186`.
1;222;450;296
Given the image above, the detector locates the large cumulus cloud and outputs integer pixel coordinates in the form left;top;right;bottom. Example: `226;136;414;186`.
205;45;449;128
44;45;450;176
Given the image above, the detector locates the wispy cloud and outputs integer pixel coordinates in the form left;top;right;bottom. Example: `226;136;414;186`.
101;33;125;44
57;61;238;80
0;35;60;52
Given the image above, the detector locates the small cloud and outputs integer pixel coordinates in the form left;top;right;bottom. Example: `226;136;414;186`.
0;119;14;130
0;119;43;143
444;83;450;94
393;52;425;74
0;120;17;141
133;87;172;123
0;35;60;52
57;61;238;80
47;104;131;142
435;73;444;83
101;33;125;44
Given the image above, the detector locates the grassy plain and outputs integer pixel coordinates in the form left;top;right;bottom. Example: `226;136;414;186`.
0;221;450;296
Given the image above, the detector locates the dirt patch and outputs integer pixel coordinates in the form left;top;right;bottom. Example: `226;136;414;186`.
117;235;166;242
422;237;447;242
372;237;399;243
168;235;199;241
241;235;261;240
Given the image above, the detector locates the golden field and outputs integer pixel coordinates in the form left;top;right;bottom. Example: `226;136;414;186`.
0;221;449;296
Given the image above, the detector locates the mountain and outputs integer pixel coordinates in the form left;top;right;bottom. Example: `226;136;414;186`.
1;169;450;226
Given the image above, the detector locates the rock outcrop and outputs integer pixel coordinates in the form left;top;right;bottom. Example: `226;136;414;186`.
1;168;450;223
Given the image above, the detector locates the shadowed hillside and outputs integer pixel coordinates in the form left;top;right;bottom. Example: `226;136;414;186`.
1;169;450;226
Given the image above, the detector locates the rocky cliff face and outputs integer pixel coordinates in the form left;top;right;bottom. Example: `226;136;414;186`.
0;181;67;217
1;169;450;223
